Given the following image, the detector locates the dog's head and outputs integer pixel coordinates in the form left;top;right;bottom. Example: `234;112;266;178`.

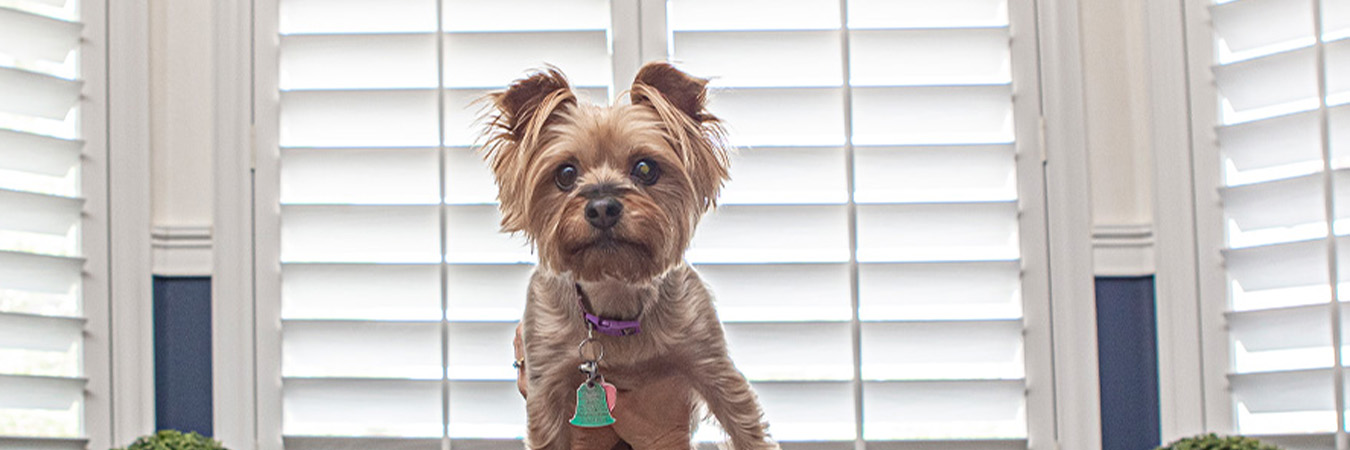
482;62;730;282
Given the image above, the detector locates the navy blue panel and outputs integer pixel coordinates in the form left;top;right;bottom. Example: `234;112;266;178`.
153;276;214;436
1095;276;1160;450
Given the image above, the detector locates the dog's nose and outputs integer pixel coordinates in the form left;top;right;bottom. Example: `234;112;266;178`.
585;197;623;229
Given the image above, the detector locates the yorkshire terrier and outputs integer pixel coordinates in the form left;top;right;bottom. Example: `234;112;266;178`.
482;62;777;450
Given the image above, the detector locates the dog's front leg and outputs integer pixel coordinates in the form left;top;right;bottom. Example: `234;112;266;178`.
524;371;574;450
688;357;777;450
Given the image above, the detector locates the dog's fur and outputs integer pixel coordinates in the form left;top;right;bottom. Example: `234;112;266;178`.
482;62;777;450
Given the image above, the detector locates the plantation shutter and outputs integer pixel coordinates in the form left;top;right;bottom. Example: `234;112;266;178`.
1195;0;1350;445
0;0;88;446
667;0;1042;446
262;0;1051;448
272;0;612;447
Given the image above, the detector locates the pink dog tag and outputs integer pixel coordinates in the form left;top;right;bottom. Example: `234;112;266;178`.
601;381;617;411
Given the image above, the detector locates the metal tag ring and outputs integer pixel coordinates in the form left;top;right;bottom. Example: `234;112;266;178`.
577;337;603;362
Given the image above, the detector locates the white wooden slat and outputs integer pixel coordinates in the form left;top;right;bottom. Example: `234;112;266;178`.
280;34;437;90
0;250;81;294
695;263;852;322
862;379;1026;440
1229;369;1337;434
1216;47;1319;125
0;373;84;411
854;145;1017;204
445;322;516;381
718;147;848;206
1221;172;1330;248
705;87;846;147
283;378;442;438
1210;0;1313;62
0;66;80;120
0;311;81;353
280;205;441;263
1329;0;1350;41
1330;39;1349;105
858;262;1022;321
445;264;533;322
280;89;439;148
1219;109;1323;175
443;31;610;89
862;320;1024;381
668;0;839;31
447;381;525;439
445;204;533;264
1227;304;1339;373
279;0;436;35
856;202;1020;263
440;87;610;147
1224;239;1330;311
0;7;81;62
444;146;498;205
750;381;856;441
1336;106;1350;163
723;322;853;381
281;148;440;205
688;204;849;264
0;188;80;235
851;85;1014;146
672;30;843;88
0;128;80;176
443;0;608;33
850;28;1011;86
282;264;441;321
283;320;441;380
847;0;1009;29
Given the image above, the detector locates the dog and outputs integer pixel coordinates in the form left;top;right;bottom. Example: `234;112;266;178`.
481;62;778;450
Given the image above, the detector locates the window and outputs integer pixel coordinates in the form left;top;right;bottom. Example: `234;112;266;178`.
251;0;1058;448
0;0;105;448
1185;0;1350;445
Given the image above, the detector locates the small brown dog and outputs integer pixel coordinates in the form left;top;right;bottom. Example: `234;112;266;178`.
482;62;777;450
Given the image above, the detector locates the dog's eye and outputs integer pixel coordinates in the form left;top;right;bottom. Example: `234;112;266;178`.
631;159;660;185
556;164;578;190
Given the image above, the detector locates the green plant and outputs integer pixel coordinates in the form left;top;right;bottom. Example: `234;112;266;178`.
112;430;228;450
1157;433;1282;450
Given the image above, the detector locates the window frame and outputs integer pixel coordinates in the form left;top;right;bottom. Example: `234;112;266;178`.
210;0;1103;448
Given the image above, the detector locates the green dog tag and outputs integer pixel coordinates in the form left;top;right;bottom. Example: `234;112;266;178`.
569;382;616;427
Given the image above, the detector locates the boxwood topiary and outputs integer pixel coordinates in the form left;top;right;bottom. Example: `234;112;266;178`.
1157;433;1282;450
112;430;228;450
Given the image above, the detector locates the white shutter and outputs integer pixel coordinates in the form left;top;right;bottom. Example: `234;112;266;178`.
669;0;1038;446
0;0;87;447
263;0;1050;448
1195;0;1350;443
271;0;610;446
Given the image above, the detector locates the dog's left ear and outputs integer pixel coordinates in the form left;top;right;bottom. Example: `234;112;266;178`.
631;62;730;211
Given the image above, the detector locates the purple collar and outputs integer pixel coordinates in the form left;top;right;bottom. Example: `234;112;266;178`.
576;284;642;337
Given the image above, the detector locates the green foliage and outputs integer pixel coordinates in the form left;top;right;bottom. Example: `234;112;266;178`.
112;430;228;450
1157;433;1282;450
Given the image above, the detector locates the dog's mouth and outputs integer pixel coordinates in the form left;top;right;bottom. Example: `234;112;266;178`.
565;232;652;257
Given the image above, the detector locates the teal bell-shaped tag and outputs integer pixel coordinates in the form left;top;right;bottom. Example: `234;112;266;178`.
569;381;616;427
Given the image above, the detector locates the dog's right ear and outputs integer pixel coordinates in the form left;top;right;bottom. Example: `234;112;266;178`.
483;68;576;233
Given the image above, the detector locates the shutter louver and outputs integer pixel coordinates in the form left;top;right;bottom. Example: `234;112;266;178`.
0;0;87;446
275;0;611;446
1203;0;1350;440
669;0;1033;445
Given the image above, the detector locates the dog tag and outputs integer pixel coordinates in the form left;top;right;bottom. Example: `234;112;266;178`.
601;381;617;412
569;382;616;427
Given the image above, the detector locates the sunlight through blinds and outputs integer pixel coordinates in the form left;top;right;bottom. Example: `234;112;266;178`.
0;0;87;446
1201;0;1350;443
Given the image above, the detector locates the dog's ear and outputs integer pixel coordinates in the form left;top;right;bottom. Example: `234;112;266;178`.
630;62;730;211
483;68;576;233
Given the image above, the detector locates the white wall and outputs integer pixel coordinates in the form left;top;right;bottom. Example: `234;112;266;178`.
146;0;1160;277
149;0;214;276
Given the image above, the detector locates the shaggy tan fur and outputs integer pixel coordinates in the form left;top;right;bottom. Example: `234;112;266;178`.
482;62;777;450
